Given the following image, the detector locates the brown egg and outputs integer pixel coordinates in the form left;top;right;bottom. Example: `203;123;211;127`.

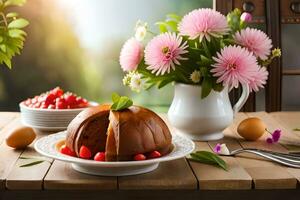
5;126;36;149
237;117;266;141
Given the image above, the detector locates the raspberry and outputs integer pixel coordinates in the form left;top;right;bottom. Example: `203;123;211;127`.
94;152;105;161
65;94;77;106
44;93;56;105
134;153;146;161
148;151;161;159
60;145;76;157
79;145;92;159
51;87;64;97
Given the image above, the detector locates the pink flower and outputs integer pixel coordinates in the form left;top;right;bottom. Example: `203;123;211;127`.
119;38;143;72
211;45;259;90
240;12;252;22
144;32;188;75
266;129;281;144
249;66;268;92
213;143;221;154
234;28;272;60
178;8;228;42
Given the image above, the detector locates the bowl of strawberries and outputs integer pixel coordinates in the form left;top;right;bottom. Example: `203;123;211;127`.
19;87;98;132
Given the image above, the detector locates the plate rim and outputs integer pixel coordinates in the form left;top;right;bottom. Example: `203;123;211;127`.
19;101;99;112
34;131;195;167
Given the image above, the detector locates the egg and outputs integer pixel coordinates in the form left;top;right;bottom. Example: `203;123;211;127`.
5;126;36;149
237;117;266;141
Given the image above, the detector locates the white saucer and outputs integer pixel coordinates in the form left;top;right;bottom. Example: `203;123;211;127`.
34;131;195;176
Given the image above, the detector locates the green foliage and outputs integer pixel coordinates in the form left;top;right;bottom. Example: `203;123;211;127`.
155;13;181;33
189;151;228;171
0;0;28;68
111;93;133;111
227;8;242;34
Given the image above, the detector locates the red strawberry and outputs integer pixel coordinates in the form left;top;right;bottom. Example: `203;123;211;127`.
134;153;146;161
148;151;161;159
79;145;92;159
51;87;64;97
94;152;105;161
65;94;77;106
45;93;56;105
55;98;67;109
60;145;76;157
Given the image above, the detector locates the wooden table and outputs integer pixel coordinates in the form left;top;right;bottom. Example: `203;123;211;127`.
1;112;300;200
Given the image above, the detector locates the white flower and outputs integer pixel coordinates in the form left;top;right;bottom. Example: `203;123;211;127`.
135;20;147;41
190;70;201;83
129;72;144;92
122;73;131;86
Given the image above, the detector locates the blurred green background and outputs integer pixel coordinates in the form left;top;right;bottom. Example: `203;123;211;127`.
0;0;212;112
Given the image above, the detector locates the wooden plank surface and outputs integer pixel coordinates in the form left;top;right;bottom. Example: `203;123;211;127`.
44;160;117;190
270;112;300;152
0;112;17;130
189;141;252;190
0;112;300;191
5;133;53;190
118;158;197;190
0;113;20;145
227;113;297;189
269;112;300;183
0;115;24;189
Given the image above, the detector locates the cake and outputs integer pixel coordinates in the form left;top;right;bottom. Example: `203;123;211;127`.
65;104;173;161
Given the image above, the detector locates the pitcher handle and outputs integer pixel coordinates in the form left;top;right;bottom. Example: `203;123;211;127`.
232;84;250;116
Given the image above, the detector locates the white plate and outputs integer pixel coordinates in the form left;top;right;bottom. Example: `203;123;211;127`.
34;131;195;176
20;101;99;132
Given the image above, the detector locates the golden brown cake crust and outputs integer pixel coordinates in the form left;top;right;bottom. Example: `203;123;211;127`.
106;106;172;161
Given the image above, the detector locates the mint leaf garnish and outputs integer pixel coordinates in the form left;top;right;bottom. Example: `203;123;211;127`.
189;151;228;171
111;93;133;111
112;92;121;103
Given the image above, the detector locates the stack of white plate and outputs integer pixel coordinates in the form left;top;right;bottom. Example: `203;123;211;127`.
19;102;98;132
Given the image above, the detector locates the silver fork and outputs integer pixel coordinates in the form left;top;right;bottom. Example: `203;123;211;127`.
222;148;300;168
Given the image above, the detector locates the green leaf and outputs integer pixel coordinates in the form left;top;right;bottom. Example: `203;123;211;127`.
0;44;6;52
158;79;173;89
165;20;178;31
19;160;44;167
6;12;18;18
189;151;228;171
155;22;168;33
111;93;133;111
111;92;120;103
8;18;29;29
0;52;12;69
213;82;224;92
293;128;300;131
201;76;212;99
19;156;32;159
166;13;182;22
4;0;26;7
8;29;26;39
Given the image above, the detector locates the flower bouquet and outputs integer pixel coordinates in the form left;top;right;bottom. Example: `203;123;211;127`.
119;8;281;141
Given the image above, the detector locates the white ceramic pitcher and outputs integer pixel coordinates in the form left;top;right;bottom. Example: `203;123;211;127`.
168;83;249;141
